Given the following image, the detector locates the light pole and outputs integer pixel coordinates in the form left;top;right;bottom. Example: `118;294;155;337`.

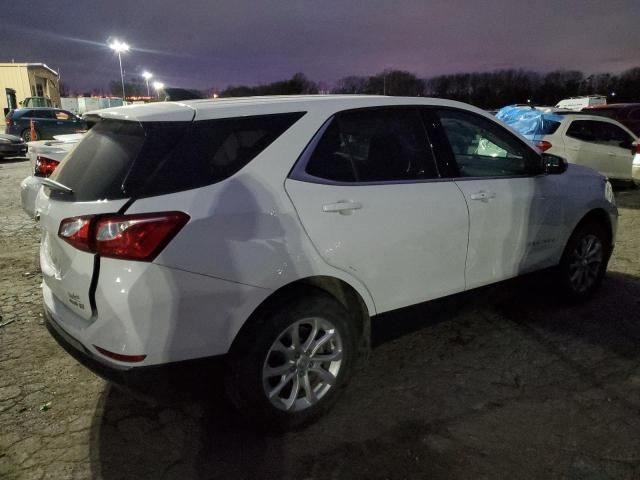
142;71;153;98
109;39;130;103
153;81;164;100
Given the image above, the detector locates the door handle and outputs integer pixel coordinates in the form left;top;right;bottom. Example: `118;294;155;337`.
469;191;496;201
607;152;615;156
322;201;362;215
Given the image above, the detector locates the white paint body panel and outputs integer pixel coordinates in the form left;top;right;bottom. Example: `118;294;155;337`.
454;175;564;289
285;179;468;313
633;151;640;185
38;95;618;371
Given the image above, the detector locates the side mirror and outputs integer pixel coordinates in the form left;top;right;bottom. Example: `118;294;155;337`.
542;153;568;175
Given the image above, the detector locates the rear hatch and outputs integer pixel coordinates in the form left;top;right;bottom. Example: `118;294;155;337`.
39;106;195;321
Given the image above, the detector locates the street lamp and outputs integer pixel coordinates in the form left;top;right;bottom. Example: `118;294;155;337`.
109;39;130;103
142;71;153;98
153;81;164;100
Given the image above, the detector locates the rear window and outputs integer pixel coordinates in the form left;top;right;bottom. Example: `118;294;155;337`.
51;112;305;202
541;119;561;135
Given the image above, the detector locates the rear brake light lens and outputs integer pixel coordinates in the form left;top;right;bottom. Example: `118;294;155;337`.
636;143;640;155
58;216;94;252
35;155;60;178
58;212;189;261
536;140;553;152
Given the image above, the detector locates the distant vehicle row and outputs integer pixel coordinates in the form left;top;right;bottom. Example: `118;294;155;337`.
497;105;639;185
5;107;86;141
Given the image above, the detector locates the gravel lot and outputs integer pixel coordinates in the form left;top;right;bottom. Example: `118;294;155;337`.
1;156;640;479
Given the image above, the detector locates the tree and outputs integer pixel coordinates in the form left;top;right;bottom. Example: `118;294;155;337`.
109;77;147;98
220;73;318;97
365;70;425;96
332;76;369;94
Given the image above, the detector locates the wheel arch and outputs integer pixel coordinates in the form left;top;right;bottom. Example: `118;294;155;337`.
230;275;373;358
574;208;613;244
563;207;614;258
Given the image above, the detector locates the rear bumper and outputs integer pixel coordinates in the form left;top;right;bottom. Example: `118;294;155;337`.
632;163;640;186
44;306;133;383
45;306;226;389
41;257;272;368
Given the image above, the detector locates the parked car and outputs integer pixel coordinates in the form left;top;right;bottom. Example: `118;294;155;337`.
634;145;640;186
5;107;86;141
20;133;83;218
582;103;640;137
497;105;638;183
0;133;27;158
39;96;617;430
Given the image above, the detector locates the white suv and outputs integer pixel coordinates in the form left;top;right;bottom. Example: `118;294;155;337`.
497;106;638;183
39;96;617;429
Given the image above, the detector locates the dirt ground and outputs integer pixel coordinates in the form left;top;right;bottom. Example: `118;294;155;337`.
1;156;640;480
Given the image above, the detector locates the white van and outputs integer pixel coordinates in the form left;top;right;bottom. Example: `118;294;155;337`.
556;96;607;110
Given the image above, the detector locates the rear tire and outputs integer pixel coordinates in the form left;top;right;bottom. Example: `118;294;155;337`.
225;291;356;431
557;222;611;302
21;129;36;142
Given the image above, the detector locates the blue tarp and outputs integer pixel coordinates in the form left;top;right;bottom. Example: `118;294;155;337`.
496;105;563;139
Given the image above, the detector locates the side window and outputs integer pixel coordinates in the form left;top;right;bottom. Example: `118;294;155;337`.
599;122;633;146
54;111;73;121
32;110;54;120
437;109;539;177
122;112;306;198
566;120;596;142
306;108;438;182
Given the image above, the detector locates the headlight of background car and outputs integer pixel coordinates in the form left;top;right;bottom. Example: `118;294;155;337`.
604;180;615;205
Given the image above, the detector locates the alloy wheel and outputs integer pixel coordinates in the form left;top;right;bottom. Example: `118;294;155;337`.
262;317;343;412
567;234;603;293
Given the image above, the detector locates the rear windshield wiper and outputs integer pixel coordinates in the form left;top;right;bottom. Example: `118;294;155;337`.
42;178;73;195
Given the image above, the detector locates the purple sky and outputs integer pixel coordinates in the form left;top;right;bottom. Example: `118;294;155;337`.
2;0;639;92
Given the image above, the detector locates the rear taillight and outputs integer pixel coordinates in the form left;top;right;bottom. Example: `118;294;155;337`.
5;118;13;127
635;143;640;155
536;140;553;152
35;155;60;178
58;212;189;261
58;216;93;252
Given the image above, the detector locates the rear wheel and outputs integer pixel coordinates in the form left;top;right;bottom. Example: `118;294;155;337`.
225;292;356;431
557;222;610;302
21;129;36;142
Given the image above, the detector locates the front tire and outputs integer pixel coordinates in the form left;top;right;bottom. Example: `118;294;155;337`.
225;292;356;431
557;222;611;302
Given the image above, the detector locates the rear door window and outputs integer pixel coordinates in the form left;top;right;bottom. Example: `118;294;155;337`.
566;120;596;142
32;110;55;119
305;107;439;182
51;112;304;202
